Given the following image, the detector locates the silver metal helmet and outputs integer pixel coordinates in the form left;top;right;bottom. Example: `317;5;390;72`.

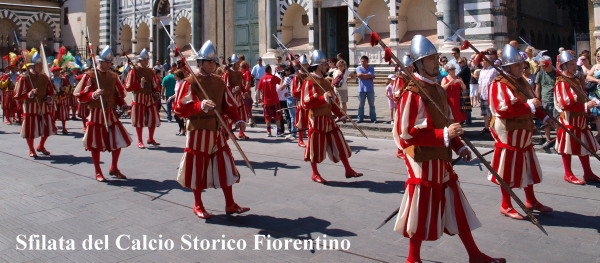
30;52;42;65
402;55;413;67
559;50;575;64
410;35;439;62
501;44;523;66
98;46;113;62
198;40;217;61
299;55;309;65
310;50;327;66
139;49;150;61
230;54;239;64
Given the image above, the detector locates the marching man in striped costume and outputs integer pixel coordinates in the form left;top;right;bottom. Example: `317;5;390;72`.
77;46;132;182
50;66;70;134
125;49;162;148
14;52;56;157
301;50;363;184
291;55;309;148
488;44;553;220
394;35;504;263
174;40;249;219
554;50;600;185
222;54;250;139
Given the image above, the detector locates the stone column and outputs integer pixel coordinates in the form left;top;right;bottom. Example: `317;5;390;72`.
493;5;508;48
99;0;111;47
592;0;600;50
347;3;356;67
389;16;399;46
262;0;279;64
439;0;459;50
308;0;315;50
191;0;202;49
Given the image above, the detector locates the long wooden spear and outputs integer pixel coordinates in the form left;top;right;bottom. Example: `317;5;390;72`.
85;27;111;134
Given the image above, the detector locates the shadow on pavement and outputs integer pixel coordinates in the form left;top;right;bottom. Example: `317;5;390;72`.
206;214;357;242
325;180;405;194
64;131;84;139
234;160;301;175
349;145;378;154
107;178;190;199
48;154;93;166
537;210;600;233
146;146;185;153
242;137;293;144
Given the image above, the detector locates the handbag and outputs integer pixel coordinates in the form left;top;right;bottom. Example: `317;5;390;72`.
585;81;597;92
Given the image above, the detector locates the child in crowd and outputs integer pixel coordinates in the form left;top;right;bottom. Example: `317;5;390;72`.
385;74;397;124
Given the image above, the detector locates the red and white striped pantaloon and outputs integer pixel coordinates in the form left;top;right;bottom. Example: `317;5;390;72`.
394;156;481;240
82;108;132;152
177;129;240;190
304;116;351;163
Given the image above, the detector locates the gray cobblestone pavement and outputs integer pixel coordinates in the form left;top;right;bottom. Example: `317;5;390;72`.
0;94;598;262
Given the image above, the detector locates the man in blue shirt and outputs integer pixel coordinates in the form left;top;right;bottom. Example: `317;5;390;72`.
162;61;170;77
251;57;266;106
356;56;376;123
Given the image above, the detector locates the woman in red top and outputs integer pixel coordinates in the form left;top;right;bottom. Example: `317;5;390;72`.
441;63;467;123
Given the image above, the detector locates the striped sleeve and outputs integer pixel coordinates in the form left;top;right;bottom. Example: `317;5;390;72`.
554;81;585;112
397;92;446;148
489;81;532;118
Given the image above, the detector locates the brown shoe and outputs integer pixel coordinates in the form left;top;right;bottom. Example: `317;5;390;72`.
583;173;600;183
109;169;127;179
345;170;364;178
525;202;553;212
36;147;51;155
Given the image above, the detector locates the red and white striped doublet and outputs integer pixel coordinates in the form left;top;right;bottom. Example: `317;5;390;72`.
14;72;57;139
82;108;132;151
488;77;546;188
175;73;243;190
392;76;480;240
554;78;599;155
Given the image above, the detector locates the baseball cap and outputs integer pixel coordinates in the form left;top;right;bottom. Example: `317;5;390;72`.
387;74;396;80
